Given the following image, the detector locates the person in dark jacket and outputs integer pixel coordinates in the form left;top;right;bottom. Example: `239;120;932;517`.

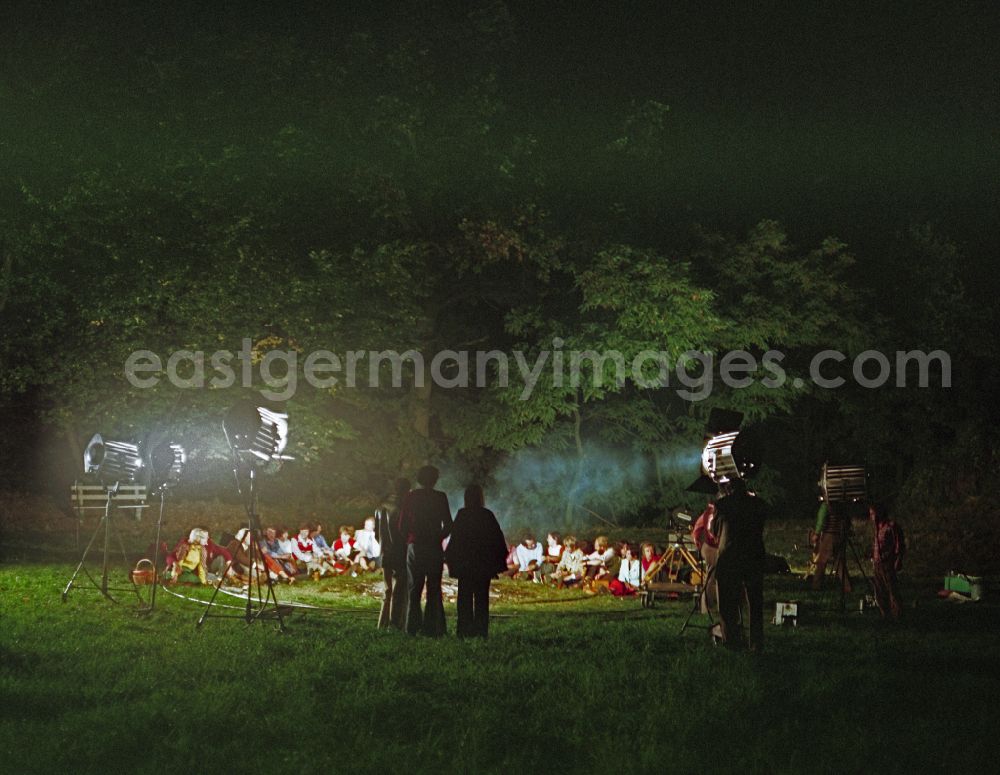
445;484;509;638
376;477;411;630
398;465;452;636
712;479;767;652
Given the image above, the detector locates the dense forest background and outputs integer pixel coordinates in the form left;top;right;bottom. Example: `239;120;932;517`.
1;1;997;566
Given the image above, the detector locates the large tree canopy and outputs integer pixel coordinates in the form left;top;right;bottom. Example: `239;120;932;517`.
1;1;995;536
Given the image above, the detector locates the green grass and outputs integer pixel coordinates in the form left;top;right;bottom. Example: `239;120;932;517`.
0;564;995;775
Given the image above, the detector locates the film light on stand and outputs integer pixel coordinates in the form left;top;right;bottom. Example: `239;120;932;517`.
819;463;867;503
84;434;144;485
223;402;290;464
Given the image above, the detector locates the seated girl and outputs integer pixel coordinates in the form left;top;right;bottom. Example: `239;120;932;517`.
262;526;298;578
609;543;641;596
292;524;337;579
332;525;359;575
311;523;338;563
551;536;586;587
353;517;382;572
277;527;297;566
640;541;662;586
258;527;295;584
168;528;210;585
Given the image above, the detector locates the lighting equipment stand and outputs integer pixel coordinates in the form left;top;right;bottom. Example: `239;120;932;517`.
62;483;141;604
679;557;716;634
137;490;169;615
196;463;286;630
836;520;874;613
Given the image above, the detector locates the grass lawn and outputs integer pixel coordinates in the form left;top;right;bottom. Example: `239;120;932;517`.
0;563;994;774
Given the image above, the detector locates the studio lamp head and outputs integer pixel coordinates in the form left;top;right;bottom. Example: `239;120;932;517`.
83;433;144;485
820;462;867;503
147;439;186;493
687;409;755;493
223;401;289;465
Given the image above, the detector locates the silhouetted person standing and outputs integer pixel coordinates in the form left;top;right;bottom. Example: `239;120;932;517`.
445;485;509;638
398;465;452;636
713;479;767;652
376;477;411;630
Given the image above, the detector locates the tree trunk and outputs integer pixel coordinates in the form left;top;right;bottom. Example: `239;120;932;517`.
63;412;83;474
564;400;585;525
0;241;13;315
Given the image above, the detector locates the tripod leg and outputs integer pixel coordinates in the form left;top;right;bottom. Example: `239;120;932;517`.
247;532;285;631
197;554;240;627
110;513;142;605
62;515;107;602
100;501;113;599
146;495;166;613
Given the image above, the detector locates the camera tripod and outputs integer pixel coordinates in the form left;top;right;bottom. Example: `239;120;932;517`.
62;482;142;605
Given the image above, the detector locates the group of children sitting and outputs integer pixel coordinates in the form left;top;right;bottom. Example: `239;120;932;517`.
161;521;663;597
162;517;383;586
501;532;662;596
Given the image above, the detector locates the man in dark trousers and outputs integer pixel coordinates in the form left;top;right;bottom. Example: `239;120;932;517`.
375;477;411;630
712;478;767;652
398;465;452;636
445;484;509;638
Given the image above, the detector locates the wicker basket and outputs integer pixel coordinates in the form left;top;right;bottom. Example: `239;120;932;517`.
131;558;157;585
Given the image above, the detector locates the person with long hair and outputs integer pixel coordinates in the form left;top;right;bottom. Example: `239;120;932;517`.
609;543;641;596
445;484;509;638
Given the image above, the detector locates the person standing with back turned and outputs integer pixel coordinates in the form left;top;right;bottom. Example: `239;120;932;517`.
713;478;768;652
445;484;509;638
398;465;452;636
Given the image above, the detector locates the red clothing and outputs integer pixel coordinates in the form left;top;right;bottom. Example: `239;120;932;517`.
296;536;315;554
641;554;661;574
333;537;356;554
609;579;637;597
206;539;232;565
691;504;719;549
873;520;905;572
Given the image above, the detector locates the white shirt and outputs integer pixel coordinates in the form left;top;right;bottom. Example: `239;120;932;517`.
618;558;640;586
515;543;544;571
586;547;615;566
292;534;315;562
354;528;381;559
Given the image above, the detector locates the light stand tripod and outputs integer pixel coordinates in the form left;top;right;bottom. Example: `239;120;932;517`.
137;489;169;615
680;554;715;634
138;437;185;614
197;459;286;629
835;518;873;613
62;482;142;605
